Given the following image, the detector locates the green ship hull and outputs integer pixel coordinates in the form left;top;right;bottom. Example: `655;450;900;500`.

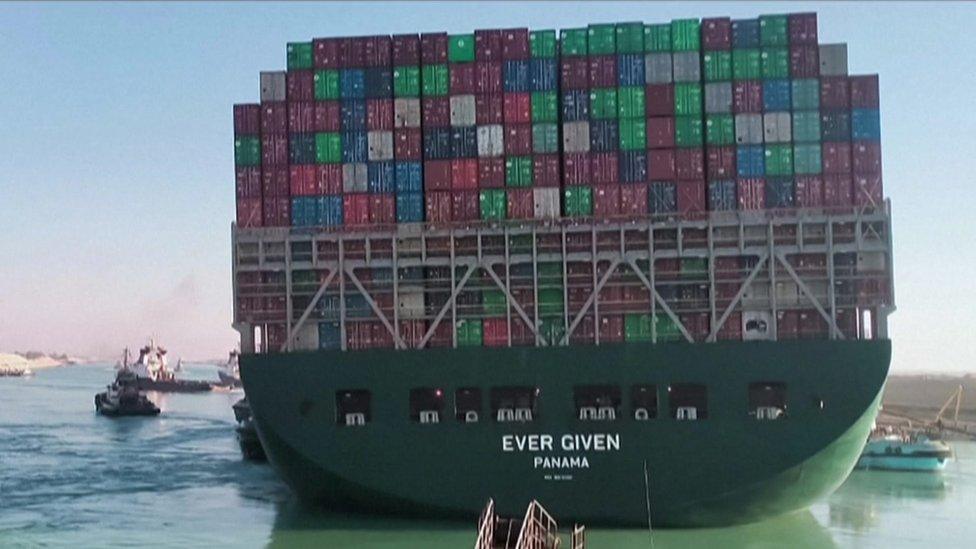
242;339;889;527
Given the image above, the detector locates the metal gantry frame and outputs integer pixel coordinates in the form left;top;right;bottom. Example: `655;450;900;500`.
231;202;895;354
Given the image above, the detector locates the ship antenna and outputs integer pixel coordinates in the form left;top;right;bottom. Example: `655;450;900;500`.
643;459;655;548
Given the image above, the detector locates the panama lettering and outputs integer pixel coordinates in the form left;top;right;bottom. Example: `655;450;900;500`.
501;433;620;471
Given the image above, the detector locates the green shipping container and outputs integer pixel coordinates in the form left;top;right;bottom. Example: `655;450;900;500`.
234;136;261;166
538;288;565;317
675;116;704;148
315;133;342;164
680;258;708;278
589;88;618;120
314;70;341;100
619;118;647;150
480;189;507;220
588;24;616;55
287;42;313;70
615;22;644;54
673;83;702;116
644;23;671;52
539;318;566;344
393;66;421;97
705;114;735;146
654;313;684;342
761;48;790;79
448;34;475;62
537;262;563;287
509;234;533;254
482;290;508;317
702;51;732;82
532;123;560;154
764;144;794;176
793;143;823;175
791;79;820;110
617;86;645;118
505;157;533;187
456;319;483;347
561;28;588;56
670;19;701;51
530;30;558;58
422;64;449;96
624;313;652;342
759;14;789;47
531;91;559;122
732;49;761;80
792;111;821;143
564;186;593;216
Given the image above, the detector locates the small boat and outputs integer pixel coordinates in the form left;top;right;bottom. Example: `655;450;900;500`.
216;350;242;389
95;370;160;417
856;431;953;472
475;498;585;549
233;397;266;461
119;341;213;393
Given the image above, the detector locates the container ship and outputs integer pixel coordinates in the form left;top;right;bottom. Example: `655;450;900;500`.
231;12;893;527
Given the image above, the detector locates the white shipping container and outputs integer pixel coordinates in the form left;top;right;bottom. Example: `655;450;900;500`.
763;112;792;143
394;98;421;128
644;53;673;84
805;281;829;302
672;51;701;83
819;43;848;76
397;291;426;319
342;163;368;192
742;311;773;341
533;187;561;219
774;281;799;306
857;252;886;272
476;125;505;157
704;82;732;114
367;131;394;161
449;95;477;127
260;71;287;102
562;121;590;153
734;114;763;145
291;323;320;351
742;281;770;307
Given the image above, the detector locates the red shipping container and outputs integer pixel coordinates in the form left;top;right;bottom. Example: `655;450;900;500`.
853;174;883;207
571;315;596;344
621;284;650;309
852;142;882;174
313;37;340;69
371;321;395;349
366;99;394;130
369;194;396;224
676;149;705;181
233;104;260;135
474;62;503;93
451;159;478;189
265;324;286;349
701;17;732;50
795;175;824;208
502;124;531;156
262;166;289;197
591;152;619;185
799;310;828;339
820;76;851;109
316;164;343;194
501;28;530;60
478;157;506;188
706;146;736;180
452;190;480;221
560;58;589;90
511;316;535;346
777;310;799;339
364;35;391;68
567;286;590;310
395;128;422;160
313;101;341;132
288;101;315;133
620;184;648;216
532;154;561;187
822;142;852;174
588;56;617;88
503;93;531;124
680;312;710;341
790;46;819;78
507;188;534;219
262;196;291;227
850;75;880;109
563;153;591;185
236;197;263;227
420;33;448;65
450;63;477;94
475;93;504;124
736;178;765;210
426;319;453;348
399;319;427;349
599;315;625;343
789;13;818;45
475;29;504;61
286;70;314;102
424;160;452;191
645;84;675;116
717;311;742;341
422;97;450;127
676;180;706;214
392;34;420;66
599;282;623;312
647;149;676;180
345;322;371;350
646;117;675;149
340;37;366;68
483;318;510;347
235;167;262;199
343;194;370;225
261;134;289;166
593;184;621;217
654;258;680;280
261;102;288;134
289;165;318;196
733;80;763;113
822;174;853;207
425;191;453;222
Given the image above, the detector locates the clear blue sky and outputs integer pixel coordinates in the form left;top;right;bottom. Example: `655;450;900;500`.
1;1;974;370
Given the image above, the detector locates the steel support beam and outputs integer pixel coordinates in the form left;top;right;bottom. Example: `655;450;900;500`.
418;264;477;349
483;262;547;346
707;253;770;341
774;252;845;340
345;267;407;349
281;269;338;352
625;258;694;344
560;259;622;345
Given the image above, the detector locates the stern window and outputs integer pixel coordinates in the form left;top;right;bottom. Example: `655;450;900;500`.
669;384;707;420
336;390;371;426
491;386;539;423
455;388;482;423
410;388;445;424
631;385;658;421
749;382;787;420
574;385;621;421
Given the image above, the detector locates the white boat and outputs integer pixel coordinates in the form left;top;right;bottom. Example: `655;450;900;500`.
216;350;242;389
856;433;952;472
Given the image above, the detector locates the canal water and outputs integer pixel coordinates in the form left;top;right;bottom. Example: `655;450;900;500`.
1;364;974;548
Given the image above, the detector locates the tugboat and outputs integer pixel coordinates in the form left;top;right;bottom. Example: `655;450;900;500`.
233;397;266;461
120;341;213;393
95;369;160;417
856;430;953;472
216;350;243;389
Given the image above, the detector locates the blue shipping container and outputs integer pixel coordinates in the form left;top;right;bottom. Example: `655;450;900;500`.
364;67;393;98
765;177;795;208
732;19;760;48
590;119;619;152
396;192;424;222
561;90;590;121
618;150;647;183
503;60;531;92
649;181;677;213
451;127;478;158
851;109;881;141
617;54;645;87
399;266;424;283
318;322;341;350
339;69;365;98
529;58;558;91
345;293;372;318
423;128;451;159
291;197;318;227
395;161;423;193
341;131;368;163
708;180;737;211
367;161;395;193
316;294;341;318
317;195;344;226
289;133;316;164
737;145;765;177
762;80;791;112
340;99;366;131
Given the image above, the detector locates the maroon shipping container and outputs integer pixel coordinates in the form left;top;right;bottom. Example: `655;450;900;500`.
853;174;883;207
367;99;394;130
799;310;828;339
620;183;648;216
511;316;535;346
503;93;531;124
424;160;452;191
343;194;370;225
777;310;799;339
475;29;503;61
425;191;452;222
479;157;506;187
646;85;675;117
235;167;262;198
392;34;420;66
476;94;504;124
450;63;477;94
316;164;343;194
399;319;427;349
286;70;314;102
420;33;448;64
233;104;261;135
395;128;422;160
588;56;617;88
560;58;589;90
737;178;765;210
821;142;852;174
262;196;291;227
504;124;533;155
599;284;623;312
339;37;367;68
475;62;503;93
717;311;742;340
648;149;676;180
501;28;530;60
850;75;880;109
262;166;289;197
676;180;706;214
675;149;705;181
788;13;818;45
593;184;621;217
822;174;852;207
314;101;341;132
451;159;478;189
570;316;596;344
289;165;318;196
820;76;851;109
261;102;288;134
646;117;675;149
236;197;263;228
714;257;742;280
483;318;509;347
706;146;736;180
370;194;396;224
701;17;732;50
795;175;824;208
790;46;819;78
261;134;289;166
591;152;619;185
422;97;451;127
621;285;650;311
563;154;591;185
345;322;371;350
852;142;882;174
532;154;561;187
733;80;763;113
680;312;710;341
600;315;625;343
364;35;391;67
288;101;315;133
452;190;480;221
313;37;341;69
507;188;534;219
